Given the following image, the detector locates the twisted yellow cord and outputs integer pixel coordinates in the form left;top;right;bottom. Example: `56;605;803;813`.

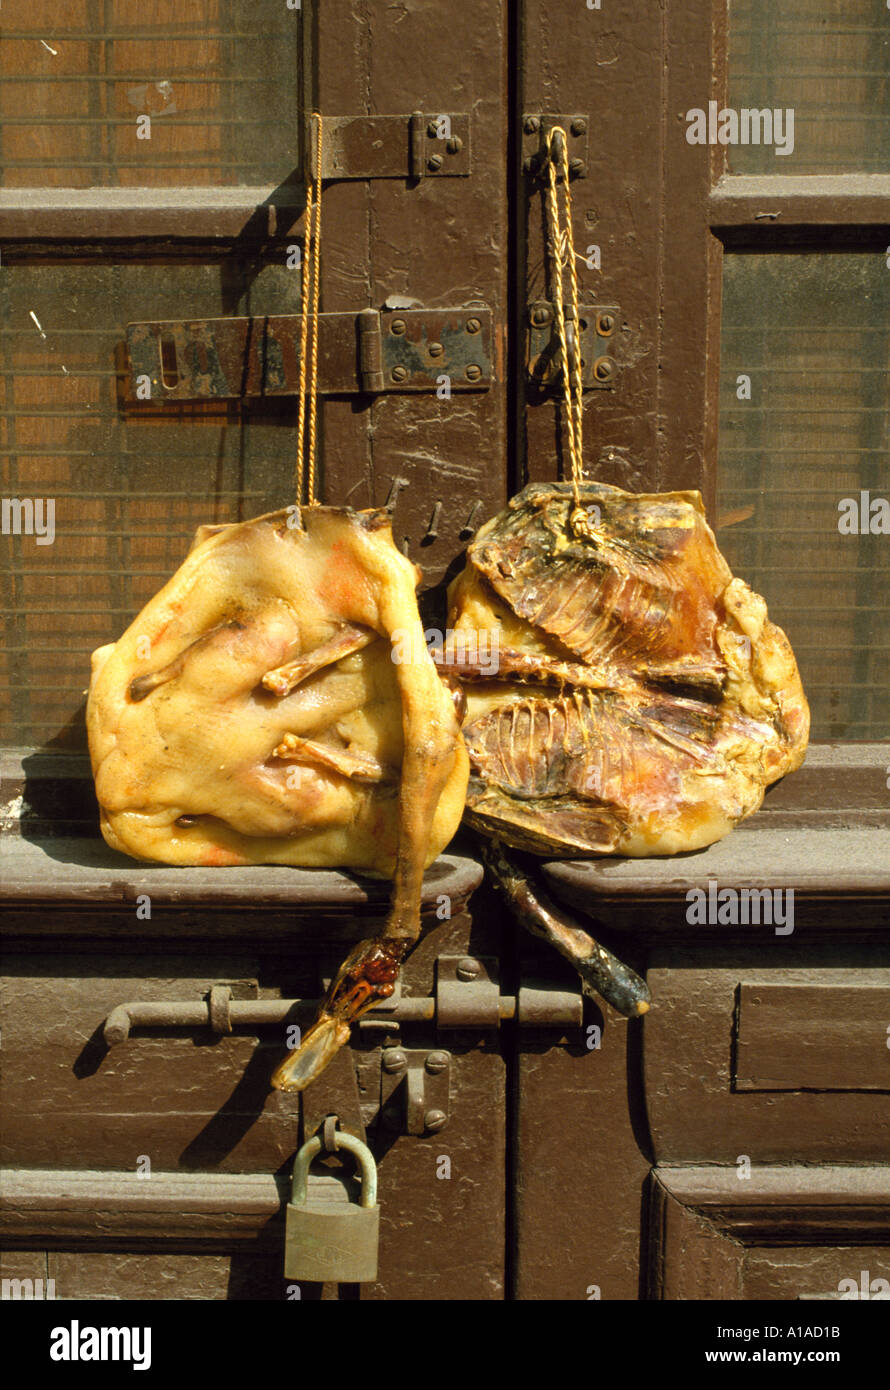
296;112;323;511
306;113;323;508
545;126;593;541
294;179;312;510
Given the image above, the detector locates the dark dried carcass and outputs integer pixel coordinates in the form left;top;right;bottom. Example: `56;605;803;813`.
448;481;808;854
443;481;809;1012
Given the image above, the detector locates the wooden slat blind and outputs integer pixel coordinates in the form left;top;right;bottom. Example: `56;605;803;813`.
717;252;889;741
729;0;890;174
0;0;302;187
0;260;300;751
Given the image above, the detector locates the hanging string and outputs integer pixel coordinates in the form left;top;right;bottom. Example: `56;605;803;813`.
294;177;312;510
306;113;323;508
545;125;595;542
295;112;324;512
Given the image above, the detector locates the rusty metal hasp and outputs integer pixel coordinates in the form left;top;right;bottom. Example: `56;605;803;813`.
126;307;492;400
126;309;495;403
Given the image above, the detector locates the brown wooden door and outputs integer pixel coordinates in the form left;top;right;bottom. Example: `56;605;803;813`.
1;0;888;1303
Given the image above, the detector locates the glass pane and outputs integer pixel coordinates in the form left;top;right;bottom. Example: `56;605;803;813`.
0;259;301;750
729;0;890;173
717;253;889;742
0;0;301;187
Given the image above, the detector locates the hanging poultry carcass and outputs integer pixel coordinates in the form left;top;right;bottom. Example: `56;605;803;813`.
446;480;809;855
440;480;810;1013
86;504;470;1086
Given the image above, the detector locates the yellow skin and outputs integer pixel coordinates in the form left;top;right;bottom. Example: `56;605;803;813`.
88;507;467;872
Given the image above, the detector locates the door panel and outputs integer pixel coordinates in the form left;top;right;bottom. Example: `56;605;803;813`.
512;954;652;1302
644;953;890;1165
317;1;509;586
1;867;509;1300
517;2;665;493
649;1167;890;1301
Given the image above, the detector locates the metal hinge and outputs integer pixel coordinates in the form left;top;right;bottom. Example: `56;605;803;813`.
309;112;471;180
126;306;492;400
527;301;619;388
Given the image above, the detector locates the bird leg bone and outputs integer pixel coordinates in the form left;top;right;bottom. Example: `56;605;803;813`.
272;733;393;784
266;625;395;781
262;623;376;697
128;619;245;701
129;620;375;705
481;838;651;1018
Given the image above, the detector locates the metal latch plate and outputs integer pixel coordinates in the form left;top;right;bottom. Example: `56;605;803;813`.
527;302;619;388
436;955;501;1028
313;113;471;179
522;115;588;179
378;1048;451;1135
127;307;492;400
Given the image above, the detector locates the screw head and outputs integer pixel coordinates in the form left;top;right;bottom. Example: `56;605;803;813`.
465;364;482;383
569;158;585;177
524;116;541;134
456;957;480;981
446;136;463;154
465;316;481;333
428;341;444;357
427;153;444;172
424;1109;448;1133
427;120;440;138
425;1050;451;1075
390;318;407;335
571;118;588;136
531;303;552;326
597;313;615;336
593;356;615;382
391;364;409;383
383;1048;408;1072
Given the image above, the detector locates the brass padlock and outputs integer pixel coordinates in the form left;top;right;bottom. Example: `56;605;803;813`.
284;1131;379;1283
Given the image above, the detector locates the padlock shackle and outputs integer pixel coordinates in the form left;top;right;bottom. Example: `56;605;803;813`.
290;1131;378;1209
